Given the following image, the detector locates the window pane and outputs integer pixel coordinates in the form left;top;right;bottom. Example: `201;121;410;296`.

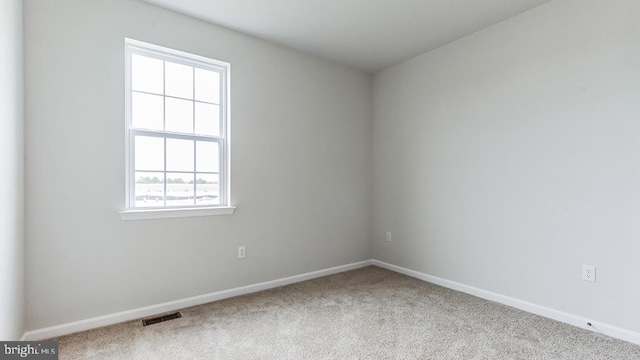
196;174;219;205
126;41;229;211
195;103;220;136
165;97;193;134
166;138;194;172
195;68;220;103
165;61;193;99
196;141;219;173
135;172;164;207
166;173;194;207
132;92;163;130
131;54;163;94
135;136;164;171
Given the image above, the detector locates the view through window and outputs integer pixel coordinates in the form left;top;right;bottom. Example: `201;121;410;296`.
125;39;230;209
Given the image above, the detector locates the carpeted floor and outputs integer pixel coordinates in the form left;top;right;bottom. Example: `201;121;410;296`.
52;266;640;359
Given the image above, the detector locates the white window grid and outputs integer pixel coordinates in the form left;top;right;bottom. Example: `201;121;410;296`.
124;39;231;209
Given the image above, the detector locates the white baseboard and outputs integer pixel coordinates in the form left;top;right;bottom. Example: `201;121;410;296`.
22;260;373;341
22;259;640;347
372;259;640;346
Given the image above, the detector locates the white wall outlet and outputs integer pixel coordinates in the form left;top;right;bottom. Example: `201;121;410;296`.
386;232;392;242
582;265;595;282
238;246;246;259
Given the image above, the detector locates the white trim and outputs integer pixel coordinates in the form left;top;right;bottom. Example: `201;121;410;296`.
21;260;373;341
125;38;230;68
119;206;236;220
372;259;640;346
22;259;639;346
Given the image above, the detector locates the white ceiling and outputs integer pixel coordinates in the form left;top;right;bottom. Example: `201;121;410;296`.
141;0;553;72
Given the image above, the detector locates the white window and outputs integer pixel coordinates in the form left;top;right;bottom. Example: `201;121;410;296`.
121;39;234;220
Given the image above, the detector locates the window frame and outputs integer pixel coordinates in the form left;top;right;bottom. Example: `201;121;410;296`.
120;38;234;220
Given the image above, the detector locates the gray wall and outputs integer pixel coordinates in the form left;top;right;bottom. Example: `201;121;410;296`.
23;0;640;338
373;0;640;333
24;0;372;330
0;0;25;341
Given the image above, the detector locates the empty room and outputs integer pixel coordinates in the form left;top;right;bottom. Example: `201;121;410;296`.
2;0;640;358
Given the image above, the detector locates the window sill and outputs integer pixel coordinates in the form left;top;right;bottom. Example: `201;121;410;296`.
119;206;236;221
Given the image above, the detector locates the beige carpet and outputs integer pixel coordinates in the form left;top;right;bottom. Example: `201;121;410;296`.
52;266;640;359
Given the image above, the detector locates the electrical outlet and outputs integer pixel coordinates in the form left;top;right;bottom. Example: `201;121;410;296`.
386;232;392;242
582;265;595;282
238;246;246;259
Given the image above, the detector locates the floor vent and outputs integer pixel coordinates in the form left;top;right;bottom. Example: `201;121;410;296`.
142;312;182;326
